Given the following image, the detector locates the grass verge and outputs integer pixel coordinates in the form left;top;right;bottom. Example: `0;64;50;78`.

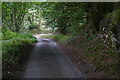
40;34;71;43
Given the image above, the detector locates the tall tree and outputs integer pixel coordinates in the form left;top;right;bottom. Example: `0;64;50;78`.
2;2;31;32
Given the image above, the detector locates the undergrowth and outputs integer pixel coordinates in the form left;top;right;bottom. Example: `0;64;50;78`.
77;34;119;76
40;34;71;43
2;30;37;65
76;9;120;76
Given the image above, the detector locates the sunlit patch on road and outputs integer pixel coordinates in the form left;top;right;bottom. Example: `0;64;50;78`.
33;33;53;38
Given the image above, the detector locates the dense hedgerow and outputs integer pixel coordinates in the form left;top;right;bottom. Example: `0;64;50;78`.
2;30;37;64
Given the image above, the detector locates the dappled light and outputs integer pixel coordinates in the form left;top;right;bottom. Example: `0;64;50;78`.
1;2;120;78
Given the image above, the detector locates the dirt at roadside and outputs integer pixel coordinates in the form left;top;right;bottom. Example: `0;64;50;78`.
58;43;115;78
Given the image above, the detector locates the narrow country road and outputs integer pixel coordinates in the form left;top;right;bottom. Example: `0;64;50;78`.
23;34;85;78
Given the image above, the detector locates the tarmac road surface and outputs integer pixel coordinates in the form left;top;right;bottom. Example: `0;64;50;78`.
23;34;86;78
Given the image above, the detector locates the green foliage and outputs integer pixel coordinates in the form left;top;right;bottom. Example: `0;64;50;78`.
2;31;37;64
2;2;32;32
29;24;39;30
40;34;71;43
87;34;96;41
2;40;24;63
77;34;119;75
85;8;120;75
2;30;18;40
39;2;86;34
1;2;120;77
39;3;120;76
111;9;120;25
85;3;114;31
52;34;71;42
2;31;37;44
